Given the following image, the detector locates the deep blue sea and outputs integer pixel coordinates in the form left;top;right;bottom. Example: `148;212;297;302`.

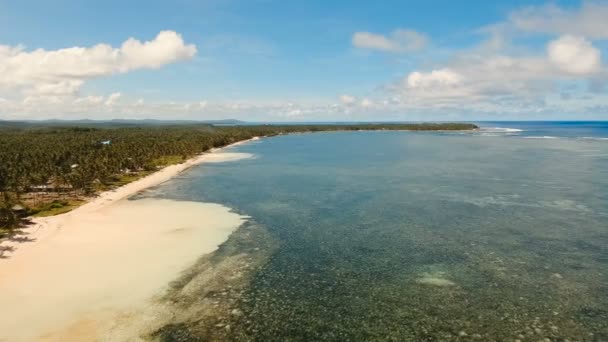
143;122;608;341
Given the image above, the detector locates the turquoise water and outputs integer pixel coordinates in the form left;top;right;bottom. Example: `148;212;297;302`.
148;130;608;340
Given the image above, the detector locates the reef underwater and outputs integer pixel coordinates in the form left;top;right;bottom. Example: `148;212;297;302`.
130;130;607;341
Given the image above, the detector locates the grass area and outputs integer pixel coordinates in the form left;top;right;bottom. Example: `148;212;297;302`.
151;155;187;166
97;155;183;192
14;165;164;221
31;199;87;217
1;154;188;226
97;170;155;191
0;227;13;238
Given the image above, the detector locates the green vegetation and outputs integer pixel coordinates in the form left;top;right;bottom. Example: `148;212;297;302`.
0;122;477;229
97;171;155;191
0;192;18;232
151;155;186;167
30;199;87;217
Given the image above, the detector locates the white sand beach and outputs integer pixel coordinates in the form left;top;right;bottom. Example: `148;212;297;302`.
0;140;256;341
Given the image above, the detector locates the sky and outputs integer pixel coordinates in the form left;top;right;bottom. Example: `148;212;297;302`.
1;0;607;121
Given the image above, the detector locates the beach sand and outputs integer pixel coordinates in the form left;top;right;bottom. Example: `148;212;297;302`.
0;141;256;341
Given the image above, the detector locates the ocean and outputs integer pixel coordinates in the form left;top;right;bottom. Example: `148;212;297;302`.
475;121;608;139
143;122;608;340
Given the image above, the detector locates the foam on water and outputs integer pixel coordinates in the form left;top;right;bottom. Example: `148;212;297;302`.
486;127;524;133
475;121;608;139
580;136;608;141
522;135;560;139
467;127;524;137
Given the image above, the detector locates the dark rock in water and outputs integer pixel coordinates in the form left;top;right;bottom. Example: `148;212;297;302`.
151;323;204;342
578;307;608;320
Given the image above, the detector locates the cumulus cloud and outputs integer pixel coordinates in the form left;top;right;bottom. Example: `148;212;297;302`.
104;92;122;106
0;31;196;96
0;95;357;121
384;1;608;115
391;46;596;112
404;56;540;88
360;98;373;108
509;2;608;39
407;69;463;88
340;94;357;105
547;35;601;74
352;29;428;53
3;3;608;120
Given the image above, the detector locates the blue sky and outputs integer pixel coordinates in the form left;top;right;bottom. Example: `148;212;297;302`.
0;0;606;121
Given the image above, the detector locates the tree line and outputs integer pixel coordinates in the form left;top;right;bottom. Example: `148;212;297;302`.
0;123;477;228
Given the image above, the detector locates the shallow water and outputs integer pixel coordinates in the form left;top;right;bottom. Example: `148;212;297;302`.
147;130;608;340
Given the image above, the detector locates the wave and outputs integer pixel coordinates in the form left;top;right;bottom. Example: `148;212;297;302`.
459;127;608;141
522;136;559;139
582;154;608;157
579;137;608;141
481;127;524;133
521;135;608;141
469;127;523;137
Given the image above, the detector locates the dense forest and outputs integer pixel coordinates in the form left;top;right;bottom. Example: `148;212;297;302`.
0;123;477;229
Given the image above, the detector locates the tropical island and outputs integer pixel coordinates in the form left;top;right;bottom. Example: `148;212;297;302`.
0;122;481;341
2;1;607;339
0;122;476;232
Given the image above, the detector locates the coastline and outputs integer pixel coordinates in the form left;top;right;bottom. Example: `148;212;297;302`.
0;137;258;341
1;136;258;258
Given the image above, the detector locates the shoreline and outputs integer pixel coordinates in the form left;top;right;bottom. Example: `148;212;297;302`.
1;136;259;258
0;137;259;341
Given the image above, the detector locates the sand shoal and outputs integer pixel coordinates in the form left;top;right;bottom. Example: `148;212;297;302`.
0;143;256;341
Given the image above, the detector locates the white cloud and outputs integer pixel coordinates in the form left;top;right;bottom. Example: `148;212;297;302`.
547;35;601;74
383;2;608;116
509;2;608;39
2;89;607;121
21;80;84;96
0;31;196;96
407;69;463;88
352;29;428;53
75;95;104;105
0;95;332;121
340;94;357;105
391;50;581;112
360;98;373;107
3;4;608;121
104;92;122;106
